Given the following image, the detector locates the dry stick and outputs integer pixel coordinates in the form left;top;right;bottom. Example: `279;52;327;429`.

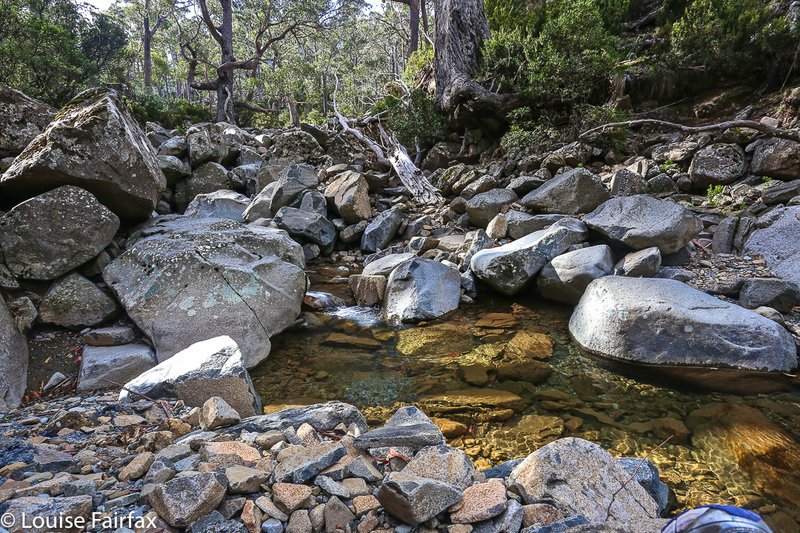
580;119;800;143
605;434;673;521
100;378;172;419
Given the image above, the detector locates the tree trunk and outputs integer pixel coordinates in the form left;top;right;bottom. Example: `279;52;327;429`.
434;0;522;129
421;0;429;36
216;0;236;123
288;99;300;126
408;0;420;58
144;16;153;92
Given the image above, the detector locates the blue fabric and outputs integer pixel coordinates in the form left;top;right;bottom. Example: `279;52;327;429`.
701;505;762;521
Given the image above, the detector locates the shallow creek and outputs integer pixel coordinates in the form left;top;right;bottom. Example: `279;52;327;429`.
250;265;800;523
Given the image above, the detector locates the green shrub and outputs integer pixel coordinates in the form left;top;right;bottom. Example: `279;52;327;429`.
706;184;724;206
129;93;214;129
372;89;447;151
670;0;796;78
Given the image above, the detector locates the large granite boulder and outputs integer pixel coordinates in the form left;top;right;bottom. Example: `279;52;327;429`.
324;171;371;223
0;88;166;220
0;297;27;412
509;438;659;522
520;168;610;215
465;189;518;227
0;83;56;157
583;195;702;254
78;344;157;393
688;143;746;188
570;276;797;373
470;218;588;295
751;138;800;180
184;190;249;222
537;244;614;304
743;206;800;284
119;336;262;417
383;258;461;322
0;185;119;280
186;123;230;167
362;208;403;252
103;216;306;368
175;162;231;212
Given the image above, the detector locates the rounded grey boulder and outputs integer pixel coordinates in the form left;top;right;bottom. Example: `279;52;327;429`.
569;276;797;372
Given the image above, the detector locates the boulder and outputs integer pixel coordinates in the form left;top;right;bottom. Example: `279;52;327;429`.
38;273;118;327
77;344;157;392
609;169;645;197
0;88;166;220
354;406;444;450
521;168;609;215
274;207;337;250
537;245;613;304
569;276;797;372
266;131;325;164
377;472;463;525
402;445;478;489
119;336;262;417
186;123;229;167
0;185;119;280
201;396;241;430
159;155;191;185
688;143;746;188
184;190;249;221
0;297;27;412
361;208;403;252
150;472;228;527
470;218;588;295
264;164;319;215
743;206;800;283
382;258;461;322
298;190;327;217
583;195;702;254
0;83;56;157
176;161;231;212
103;216;305;367
465;189;517;227
615;247;662;277
739;278;800;313
751;138;800;180
509;437;658;522
324;171;371;223
362;253;417;276
505;211;566;240
762;179;800;205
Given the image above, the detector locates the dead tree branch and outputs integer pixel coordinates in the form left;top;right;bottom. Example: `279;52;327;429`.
580;118;800;142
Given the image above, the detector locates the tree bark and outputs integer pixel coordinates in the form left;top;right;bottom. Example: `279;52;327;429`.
144;15;153;91
408;0;420;58
288;99;300;126
434;0;522;127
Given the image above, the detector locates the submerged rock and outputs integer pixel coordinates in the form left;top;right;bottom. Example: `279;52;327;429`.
103;216;306;367
570;276;797;373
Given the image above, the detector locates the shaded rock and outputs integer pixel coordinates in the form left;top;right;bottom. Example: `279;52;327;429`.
617;458;670;516
82;326;136;346
688;143;746;188
149;472;228;527
0;185;119;280
324;171;371;223
521;168;609;215
570;276;797;372
176;161;231;212
743;206;800;284
450;480;507;523
103;216;305;367
466;189;518;227
739;278;800;313
120;336;262;417
0;83;56;157
324;496;355;533
213;401;368;439
0;495;92;533
188;510;247;533
0;297;27;411
471;218;588;295
361;208;403;252
0;88;166;219
377;472;463;525
186;123;229;166
159;154;191;185
762;179;800;205
583;195;702;254
751;138;800;180
266;163;319;215
274;207;337;249
537;245;613;305
226;465;270;493
403;446;478;489
348;274;387;307
184;190;249;221
362;253;417;276
505;212;567;240
298;190;328;217
38;273;117;327
615;247;661;277
610;169;645;197
78;344;157;393
382;257;461;322
354;406;444;450
510;437;658;522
